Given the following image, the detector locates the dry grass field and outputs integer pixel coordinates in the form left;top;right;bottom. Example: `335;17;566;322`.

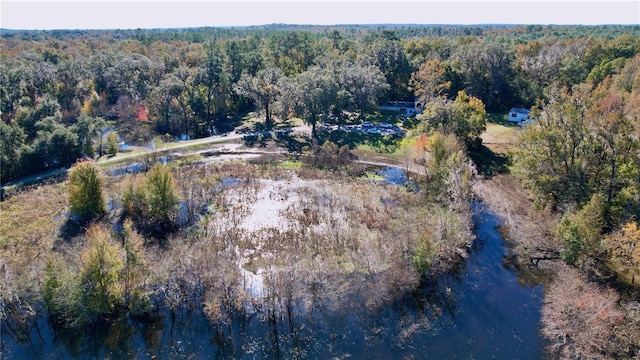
480;122;521;154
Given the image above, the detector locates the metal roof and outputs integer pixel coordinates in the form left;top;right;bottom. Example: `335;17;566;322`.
509;108;530;114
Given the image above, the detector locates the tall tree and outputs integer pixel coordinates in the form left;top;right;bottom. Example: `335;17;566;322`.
0;63;25;123
450;41;516;110
73;113;106;157
513;82;640;216
55;58;90;122
409;58;451;106
481;42;515;109
267;31;317;76
337;61;389;119
585;86;640;220
418;90;486;143
192;44;230;135
22;59;57;105
101;52;154;103
157;67;197;137
293;66;338;136
513;87;593;207
450;40;485;101
233;67;283;128
0;121;27;181
367;30;414;100
421;131;476;209
225;38;264;114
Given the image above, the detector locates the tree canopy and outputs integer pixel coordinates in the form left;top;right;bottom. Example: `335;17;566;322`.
1;25;639;182
417;90;486;143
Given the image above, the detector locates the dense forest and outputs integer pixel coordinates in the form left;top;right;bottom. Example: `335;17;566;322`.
2;24;640;358
2;24;640;181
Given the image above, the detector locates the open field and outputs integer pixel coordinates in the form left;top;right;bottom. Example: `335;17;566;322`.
480;122;521;154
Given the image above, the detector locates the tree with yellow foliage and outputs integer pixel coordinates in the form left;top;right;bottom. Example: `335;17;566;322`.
606;221;640;286
43;224;123;326
79;224;124;319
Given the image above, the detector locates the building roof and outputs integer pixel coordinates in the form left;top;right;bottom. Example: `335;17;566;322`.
381;101;416;108
509;107;530;114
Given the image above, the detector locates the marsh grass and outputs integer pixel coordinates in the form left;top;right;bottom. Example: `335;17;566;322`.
1;155;474;351
0;183;68;301
541;265;640;359
165;164;473;327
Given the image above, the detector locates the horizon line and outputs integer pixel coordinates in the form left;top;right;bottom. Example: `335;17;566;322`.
2;23;639;32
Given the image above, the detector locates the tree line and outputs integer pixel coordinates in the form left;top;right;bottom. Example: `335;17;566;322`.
512;61;640;283
2;25;639;182
506;47;640;358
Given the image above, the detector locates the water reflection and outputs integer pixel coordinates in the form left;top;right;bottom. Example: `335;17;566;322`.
376;166;418;192
377;166;408;185
4;202;544;359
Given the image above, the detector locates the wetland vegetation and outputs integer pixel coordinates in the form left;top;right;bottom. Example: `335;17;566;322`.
2;24;640;358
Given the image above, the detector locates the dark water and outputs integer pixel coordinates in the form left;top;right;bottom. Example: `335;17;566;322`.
2;203;544;359
414;204;545;359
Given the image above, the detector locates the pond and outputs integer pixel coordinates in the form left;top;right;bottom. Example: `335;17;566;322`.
2;201;544;359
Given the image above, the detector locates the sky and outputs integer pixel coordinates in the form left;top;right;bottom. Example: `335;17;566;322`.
1;1;639;30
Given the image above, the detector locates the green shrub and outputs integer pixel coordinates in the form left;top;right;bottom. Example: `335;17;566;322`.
412;235;434;275
146;163;179;225
106;131;119;156
302;140;354;170
556;194;605;265
122;164;180;238
68;160;106;222
43;223;151;327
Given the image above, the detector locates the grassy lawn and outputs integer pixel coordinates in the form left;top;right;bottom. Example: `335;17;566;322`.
363;111;404;125
487;111;520;127
482;112;522;154
465;111;524;176
483;123;520;142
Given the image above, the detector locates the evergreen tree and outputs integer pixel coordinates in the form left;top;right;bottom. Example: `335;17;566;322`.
106;131;119;156
68;160;106;222
145;163;179;226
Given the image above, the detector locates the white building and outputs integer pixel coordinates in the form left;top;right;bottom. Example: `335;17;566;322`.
379;101;422;116
508;108;531;122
